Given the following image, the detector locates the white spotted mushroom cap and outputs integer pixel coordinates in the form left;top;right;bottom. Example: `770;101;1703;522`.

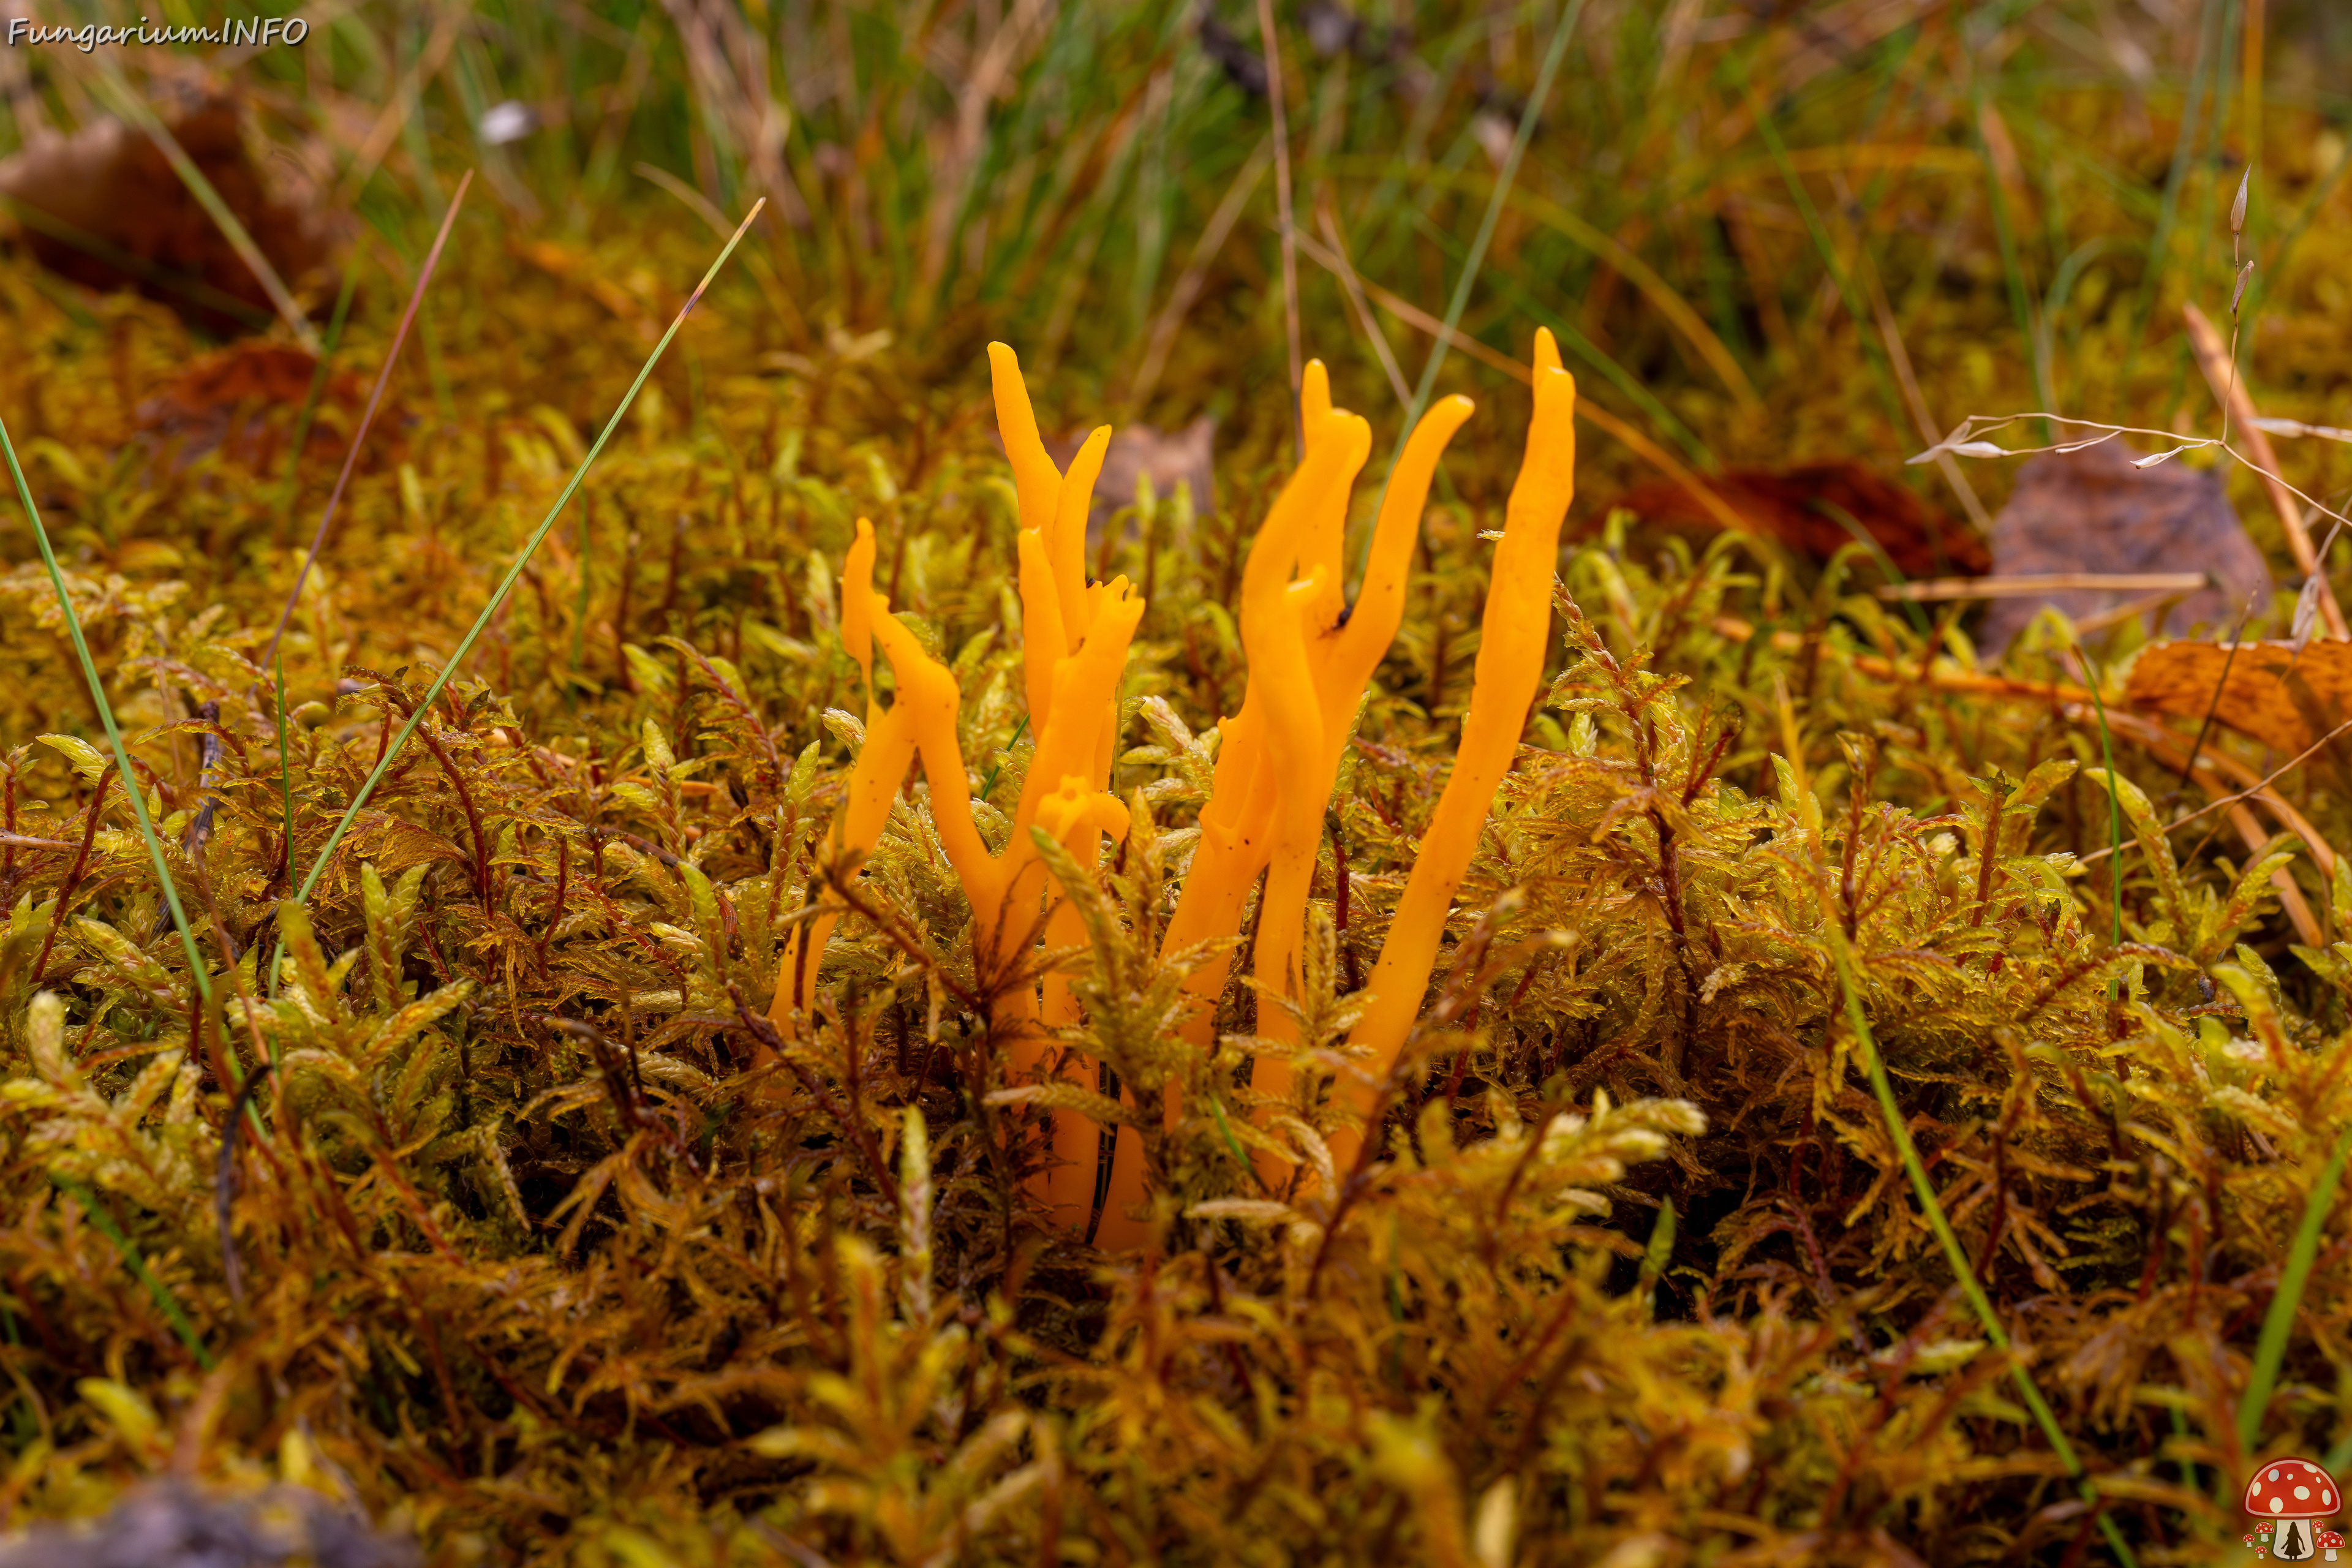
2244;1460;2341;1518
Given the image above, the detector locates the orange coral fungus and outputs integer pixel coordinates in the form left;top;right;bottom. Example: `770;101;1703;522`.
1093;364;1482;1243
772;344;1137;1229
782;335;1567;1240
1327;332;1576;1175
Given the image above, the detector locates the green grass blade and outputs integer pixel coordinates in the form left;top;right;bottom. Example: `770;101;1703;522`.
2119;0;2222;391
1817;907;2138;1568
2239;1127;2352;1453
55;1177;211;1369
88;64;320;352
1362;0;1588;583
2075;639;2129;990
0;189;276;330
568;496;593;709
288;200;766;914
1737;65;1914;450
0;418;211;1015
271;650;296;1006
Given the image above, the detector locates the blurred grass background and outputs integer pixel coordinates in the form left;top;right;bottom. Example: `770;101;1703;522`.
2;0;2347;524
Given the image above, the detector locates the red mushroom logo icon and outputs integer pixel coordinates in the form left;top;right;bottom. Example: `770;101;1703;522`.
2318;1528;2345;1561
2245;1459;2342;1561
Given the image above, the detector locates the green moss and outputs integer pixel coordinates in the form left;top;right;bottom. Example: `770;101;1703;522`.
1;4;2350;1560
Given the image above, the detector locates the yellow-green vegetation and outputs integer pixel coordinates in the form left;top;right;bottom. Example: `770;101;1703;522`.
3;3;2352;1564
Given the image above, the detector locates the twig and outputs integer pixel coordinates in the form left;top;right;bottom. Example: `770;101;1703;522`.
2078;716;2352;864
214;1060;276;1311
1312;190;1411;410
263;170;475;671
2178;594;2262;786
1254;0;1300;450
2182;301;2346;637
2071;587;2202;636
726;989;900;1213
1878;573;2209;601
1130;135;1272;409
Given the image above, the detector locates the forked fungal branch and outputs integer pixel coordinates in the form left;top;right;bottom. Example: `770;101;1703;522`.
776;336;1575;1242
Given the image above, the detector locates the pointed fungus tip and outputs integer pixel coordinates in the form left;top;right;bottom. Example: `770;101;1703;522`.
1532;326;1564;377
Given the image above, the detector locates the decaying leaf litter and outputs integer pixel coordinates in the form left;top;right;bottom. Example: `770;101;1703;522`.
3;2;2352;1564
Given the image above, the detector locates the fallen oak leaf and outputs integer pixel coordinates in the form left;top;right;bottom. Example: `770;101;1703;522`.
2125;638;2352;760
1977;439;2271;654
0;91;341;337
1597;459;1988;579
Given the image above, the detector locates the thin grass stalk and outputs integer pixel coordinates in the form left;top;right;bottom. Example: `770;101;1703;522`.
263;170;475;671
2075;639;2129;993
1361;0;1585;582
1779;682;2136;1566
1254;0;1301;454
1969;85;2054;433
2120;0;2223;390
88;64;318;352
0;418;213;1017
1817;886;2140;1566
1313;194;1412;408
1740;67;1913;450
270;652;296;1005
273;261;362;540
569;494;593;710
2237;1127;2352;1452
53;1177;211;1369
286;202;764;918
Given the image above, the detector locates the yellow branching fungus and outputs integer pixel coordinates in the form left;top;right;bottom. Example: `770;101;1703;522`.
771;344;1137;1229
781;334;1570;1240
1327;331;1576;1175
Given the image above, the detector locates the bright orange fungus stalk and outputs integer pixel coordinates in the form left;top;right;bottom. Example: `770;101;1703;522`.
777;334;1574;1241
